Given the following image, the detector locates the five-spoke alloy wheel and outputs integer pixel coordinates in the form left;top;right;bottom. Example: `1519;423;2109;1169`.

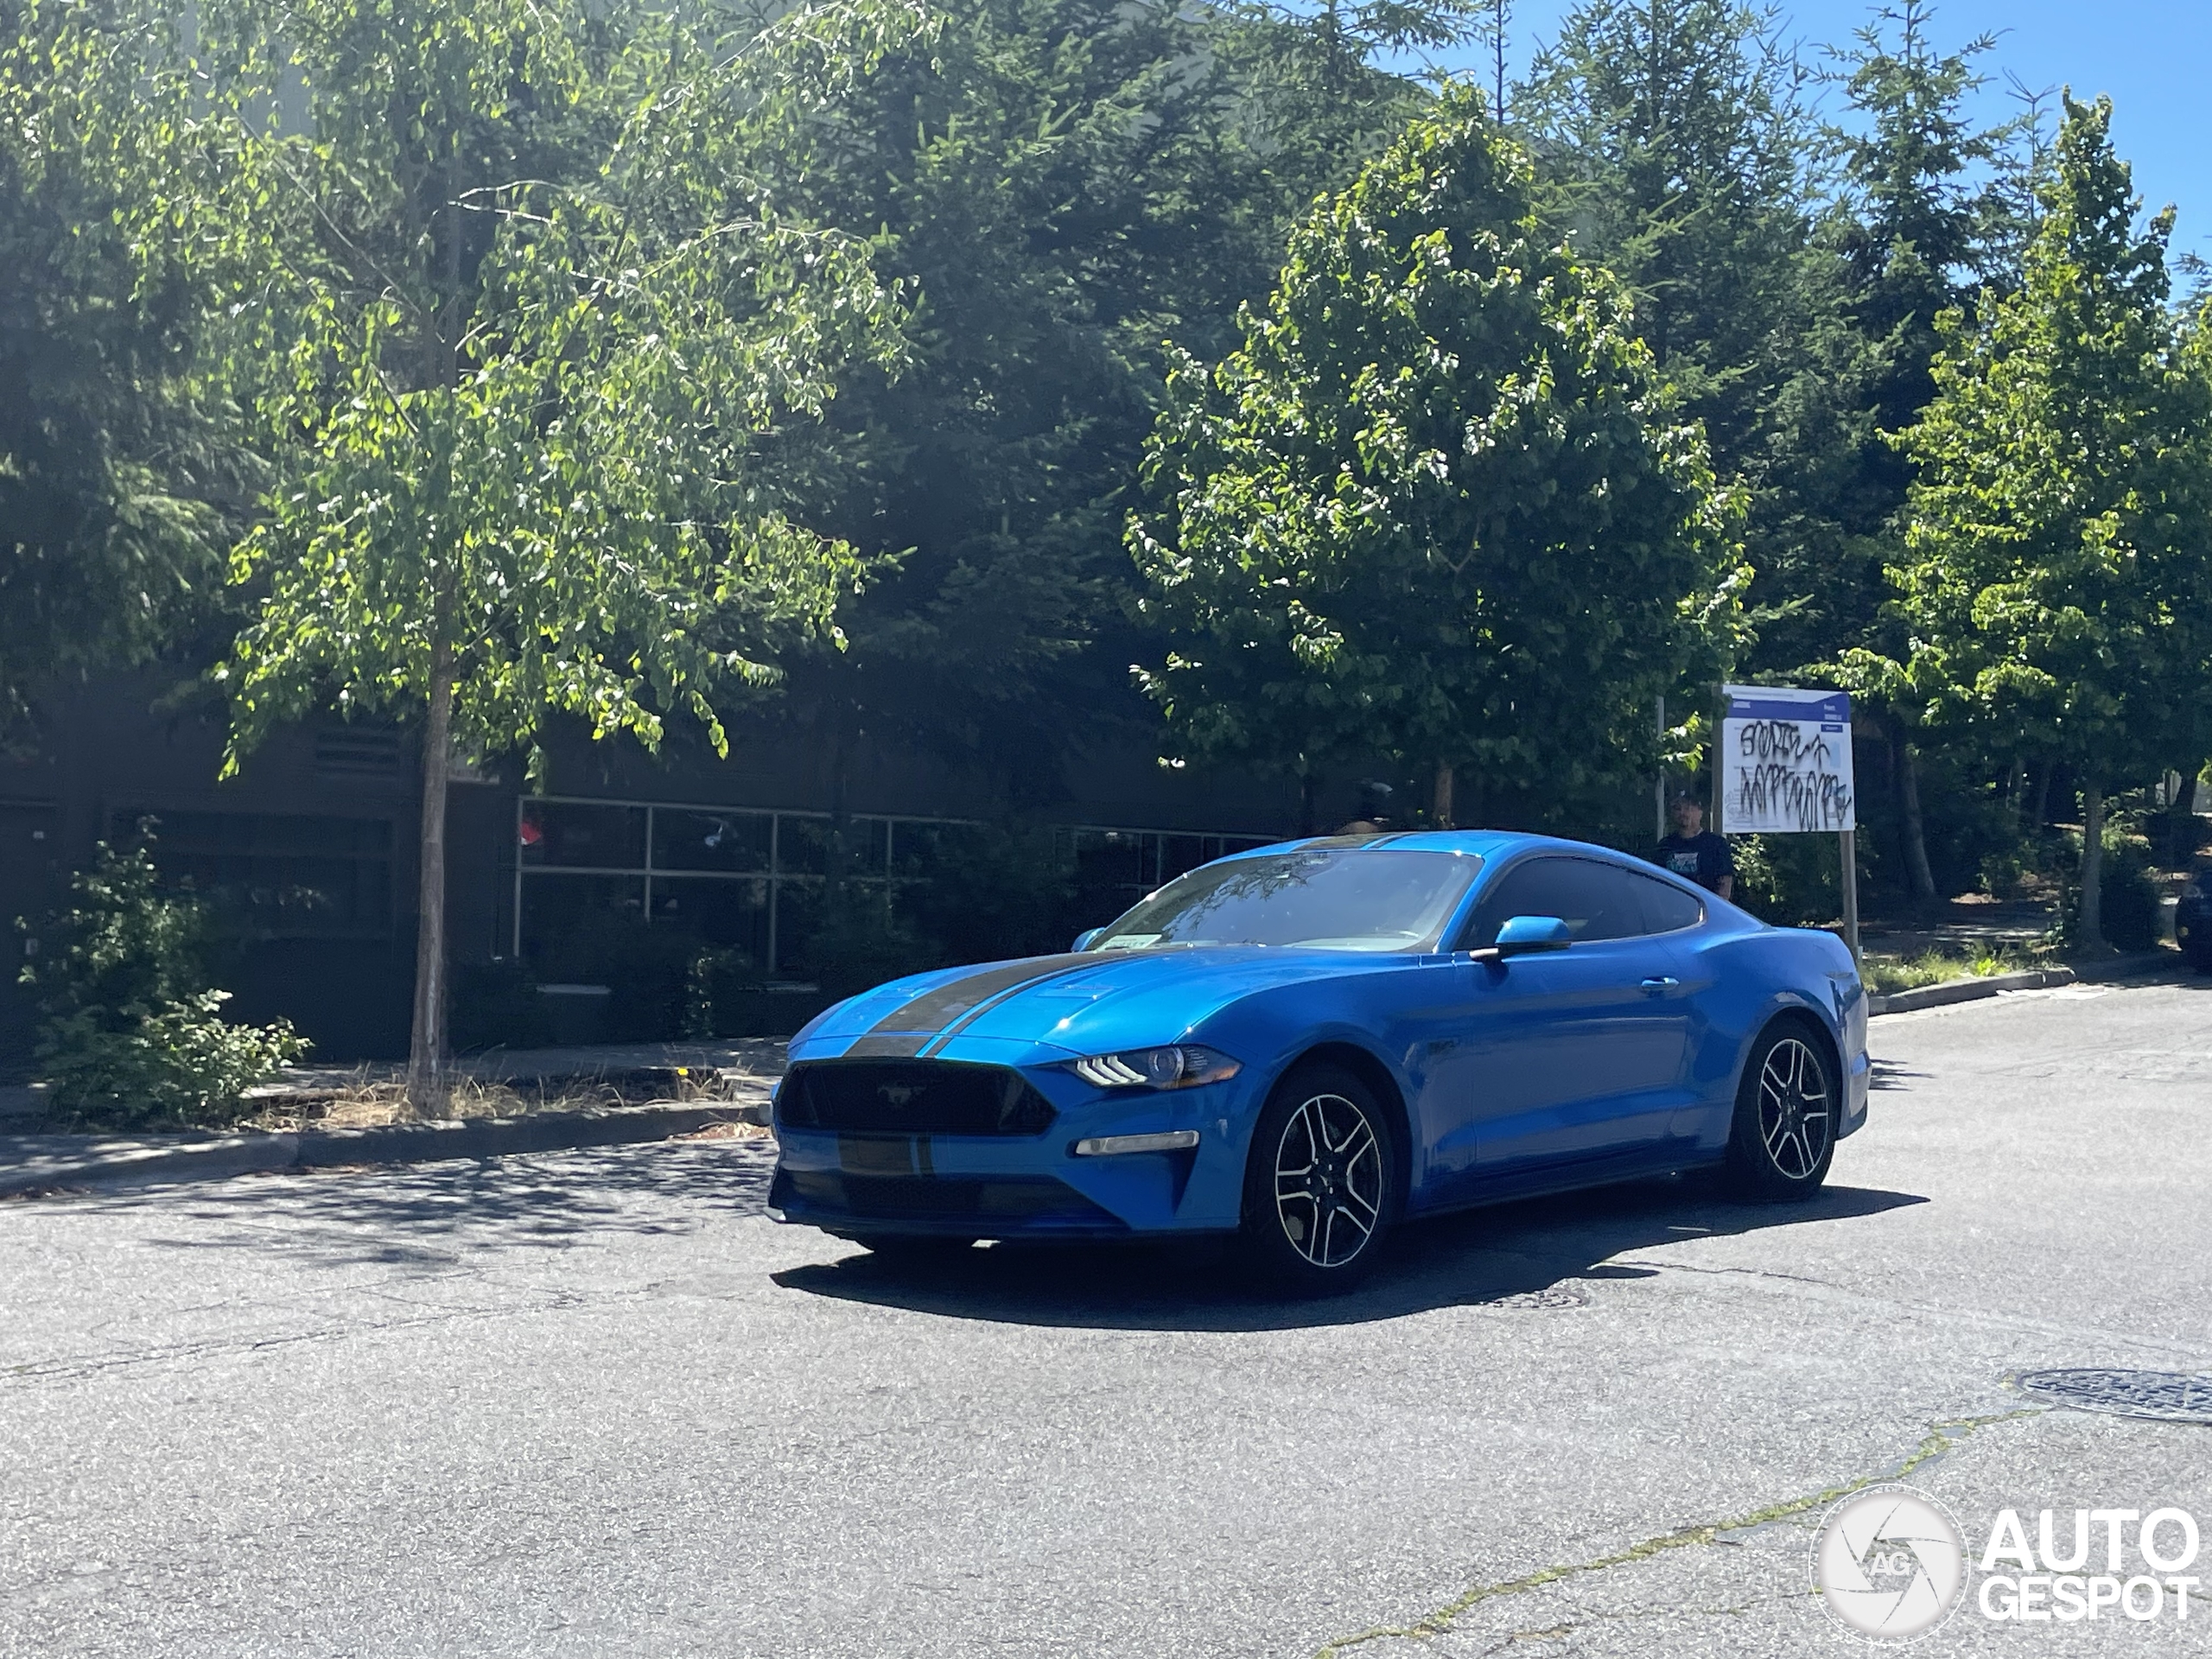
1243;1062;1398;1292
1726;1020;1838;1199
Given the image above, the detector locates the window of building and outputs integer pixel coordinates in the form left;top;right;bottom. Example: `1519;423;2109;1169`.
116;810;395;938
512;798;1280;982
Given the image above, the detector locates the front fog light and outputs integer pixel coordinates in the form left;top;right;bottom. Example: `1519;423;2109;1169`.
1069;1044;1241;1090
1073;1130;1202;1157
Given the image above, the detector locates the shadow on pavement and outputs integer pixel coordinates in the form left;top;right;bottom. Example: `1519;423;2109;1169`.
91;1139;780;1268
770;1179;1928;1333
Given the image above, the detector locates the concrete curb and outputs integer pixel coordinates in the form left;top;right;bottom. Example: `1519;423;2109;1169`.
0;1096;771;1198
1866;950;2177;1016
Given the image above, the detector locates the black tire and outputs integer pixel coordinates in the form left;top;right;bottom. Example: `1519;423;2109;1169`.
1724;1020;1839;1201
1239;1062;1400;1294
847;1234;976;1263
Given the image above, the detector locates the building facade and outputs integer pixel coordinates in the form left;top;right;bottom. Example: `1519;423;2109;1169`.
0;674;1315;1070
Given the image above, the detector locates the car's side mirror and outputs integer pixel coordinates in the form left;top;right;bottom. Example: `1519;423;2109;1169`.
1477;915;1573;961
1071;927;1104;952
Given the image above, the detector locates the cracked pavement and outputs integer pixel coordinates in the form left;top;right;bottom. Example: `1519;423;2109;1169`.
3;975;2209;1656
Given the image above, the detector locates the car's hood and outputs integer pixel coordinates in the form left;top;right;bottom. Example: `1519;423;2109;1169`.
790;945;1411;1062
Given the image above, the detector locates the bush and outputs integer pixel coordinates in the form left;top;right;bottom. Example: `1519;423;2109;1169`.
798;896;935;1000
449;959;552;1052
39;993;308;1127
526;908;701;1041
1729;833;1841;927
683;945;768;1039
897;823;1084;963
2053;825;2163;953
22;837;308;1128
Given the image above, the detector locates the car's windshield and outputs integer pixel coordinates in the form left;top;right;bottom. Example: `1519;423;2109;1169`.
1092;849;1481;952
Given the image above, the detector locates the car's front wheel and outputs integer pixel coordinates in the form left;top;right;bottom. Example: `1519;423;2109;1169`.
1240;1062;1398;1294
1725;1020;1839;1200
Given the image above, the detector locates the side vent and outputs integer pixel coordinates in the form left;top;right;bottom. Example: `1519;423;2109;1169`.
315;728;402;779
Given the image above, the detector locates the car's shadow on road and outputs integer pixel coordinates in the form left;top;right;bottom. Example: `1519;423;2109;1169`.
770;1179;1926;1332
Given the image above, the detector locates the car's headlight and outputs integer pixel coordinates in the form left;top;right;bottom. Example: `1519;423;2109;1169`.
1068;1044;1242;1090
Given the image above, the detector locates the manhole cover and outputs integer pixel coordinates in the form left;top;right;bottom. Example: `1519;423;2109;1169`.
2017;1369;2212;1424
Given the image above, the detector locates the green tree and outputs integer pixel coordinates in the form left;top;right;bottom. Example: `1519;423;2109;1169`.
740;0;1476;847
1131;90;1744;827
1516;0;1814;480
196;0;909;1102
1768;2;2013;899
1219;0;1488;218
0;1;249;737
1886;94;2211;949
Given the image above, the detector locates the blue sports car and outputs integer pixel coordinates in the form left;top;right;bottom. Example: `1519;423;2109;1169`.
767;831;1869;1292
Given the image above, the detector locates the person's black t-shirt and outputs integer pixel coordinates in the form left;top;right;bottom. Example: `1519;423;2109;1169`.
1653;831;1734;893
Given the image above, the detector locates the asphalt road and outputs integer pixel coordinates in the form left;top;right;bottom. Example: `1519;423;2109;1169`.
4;975;2209;1657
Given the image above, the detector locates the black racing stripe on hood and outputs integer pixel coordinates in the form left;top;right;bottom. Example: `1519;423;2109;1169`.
862;955;1106;1044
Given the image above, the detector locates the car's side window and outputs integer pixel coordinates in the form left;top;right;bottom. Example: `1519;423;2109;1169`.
1461;856;1652;949
1628;869;1705;935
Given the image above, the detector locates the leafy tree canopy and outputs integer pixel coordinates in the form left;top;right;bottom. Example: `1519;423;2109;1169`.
1873;94;2212;938
1132;89;1745;827
0;0;252;737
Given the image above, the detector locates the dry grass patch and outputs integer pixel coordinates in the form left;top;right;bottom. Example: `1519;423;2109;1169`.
237;1066;747;1133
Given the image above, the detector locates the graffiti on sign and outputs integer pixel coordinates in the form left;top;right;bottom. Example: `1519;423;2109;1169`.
1719;686;1855;834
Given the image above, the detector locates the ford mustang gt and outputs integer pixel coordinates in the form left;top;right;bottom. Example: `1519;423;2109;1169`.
766;830;1869;1292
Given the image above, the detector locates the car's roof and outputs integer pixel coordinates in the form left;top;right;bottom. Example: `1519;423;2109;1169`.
1223;830;1630;863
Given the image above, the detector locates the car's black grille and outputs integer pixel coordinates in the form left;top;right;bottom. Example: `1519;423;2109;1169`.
774;1167;1122;1228
776;1060;1056;1135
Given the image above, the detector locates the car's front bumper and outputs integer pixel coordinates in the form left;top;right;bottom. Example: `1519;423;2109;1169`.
766;1044;1260;1239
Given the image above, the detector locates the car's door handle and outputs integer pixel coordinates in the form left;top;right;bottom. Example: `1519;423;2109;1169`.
1640;976;1680;993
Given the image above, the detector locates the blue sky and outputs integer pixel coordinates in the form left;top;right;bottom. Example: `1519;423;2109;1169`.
1431;1;2212;258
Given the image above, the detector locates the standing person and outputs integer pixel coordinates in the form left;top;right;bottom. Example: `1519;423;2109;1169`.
1654;791;1735;900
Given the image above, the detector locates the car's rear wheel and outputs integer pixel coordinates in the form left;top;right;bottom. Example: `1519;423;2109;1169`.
1725;1020;1838;1200
1240;1062;1398;1294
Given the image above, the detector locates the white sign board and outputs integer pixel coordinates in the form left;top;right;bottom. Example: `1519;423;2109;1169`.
1720;685;1854;833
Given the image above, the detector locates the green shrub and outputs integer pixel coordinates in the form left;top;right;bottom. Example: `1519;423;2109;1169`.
21;837;308;1128
38;993;308;1127
798;896;935;999
449;959;552;1052
2053;826;2163;953
683;945;767;1039
897;823;1083;963
1729;833;1842;927
526;908;700;1041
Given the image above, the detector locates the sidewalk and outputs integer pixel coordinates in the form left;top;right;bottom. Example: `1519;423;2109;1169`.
3;950;2190;1198
0;1038;786;1197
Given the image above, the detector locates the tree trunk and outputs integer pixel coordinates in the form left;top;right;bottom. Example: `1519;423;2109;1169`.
1897;739;1937;902
1297;768;1318;837
406;636;454;1113
2079;779;2106;953
2170;768;2199;866
2028;762;2052;832
1432;760;1455;830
